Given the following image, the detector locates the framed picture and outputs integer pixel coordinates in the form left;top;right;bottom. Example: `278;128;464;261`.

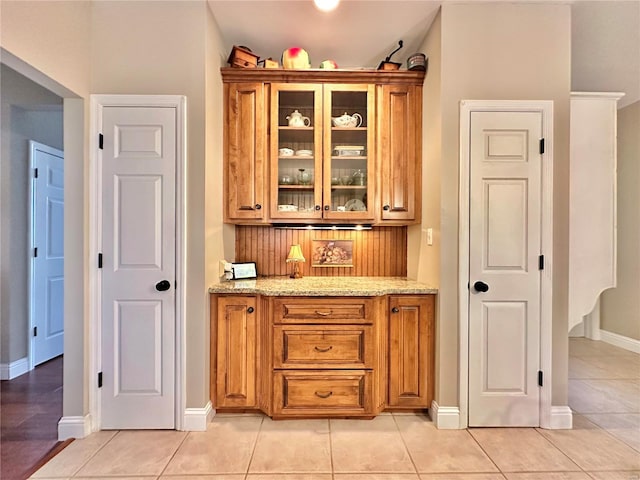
231;262;257;279
311;240;354;267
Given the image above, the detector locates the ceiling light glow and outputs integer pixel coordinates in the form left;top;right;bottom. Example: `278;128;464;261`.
313;0;340;12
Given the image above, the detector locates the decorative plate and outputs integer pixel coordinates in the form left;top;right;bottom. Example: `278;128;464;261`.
344;199;366;211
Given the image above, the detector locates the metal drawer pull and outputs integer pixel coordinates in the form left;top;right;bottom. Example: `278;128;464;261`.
314;345;333;353
314;310;332;316
315;391;333;399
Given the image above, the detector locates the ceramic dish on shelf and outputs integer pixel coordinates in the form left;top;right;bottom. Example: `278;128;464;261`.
334;146;364;156
295;149;313;156
277;204;298;212
344;199;366;211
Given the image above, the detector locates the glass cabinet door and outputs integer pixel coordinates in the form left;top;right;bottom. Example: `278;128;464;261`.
270;84;323;220
322;84;375;221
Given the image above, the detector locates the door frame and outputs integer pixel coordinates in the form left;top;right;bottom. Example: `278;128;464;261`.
89;94;187;431
28;140;64;371
458;100;555;429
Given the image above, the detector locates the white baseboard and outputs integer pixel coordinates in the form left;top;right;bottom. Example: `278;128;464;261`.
58;415;92;440
600;329;640;354
546;406;573;429
0;357;29;380
569;322;585;337
430;401;462;429
183;401;213;431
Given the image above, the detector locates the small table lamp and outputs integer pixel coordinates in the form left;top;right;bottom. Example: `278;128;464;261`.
286;244;306;279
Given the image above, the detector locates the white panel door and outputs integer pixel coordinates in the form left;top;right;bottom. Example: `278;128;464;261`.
30;141;64;366
100;106;176;429
468;111;542;427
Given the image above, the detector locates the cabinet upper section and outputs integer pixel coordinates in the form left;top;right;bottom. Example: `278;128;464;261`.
222;68;425;226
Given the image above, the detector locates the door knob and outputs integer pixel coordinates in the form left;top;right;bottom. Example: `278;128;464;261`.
473;281;489;293
155;280;171;292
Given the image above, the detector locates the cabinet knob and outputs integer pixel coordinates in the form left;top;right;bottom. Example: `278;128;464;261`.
247;306;255;313
391;307;399;313
383;205;390;211
324;205;330;211
315;205;321;211
254;204;262;210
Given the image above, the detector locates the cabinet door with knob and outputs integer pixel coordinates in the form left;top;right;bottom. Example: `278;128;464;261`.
377;85;422;223
213;295;258;408
388;295;434;408
224;82;267;222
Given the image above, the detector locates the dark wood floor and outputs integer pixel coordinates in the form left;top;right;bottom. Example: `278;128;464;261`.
1;356;63;480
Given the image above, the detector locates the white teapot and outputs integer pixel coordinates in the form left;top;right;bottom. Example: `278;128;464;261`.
286;110;311;127
331;112;363;128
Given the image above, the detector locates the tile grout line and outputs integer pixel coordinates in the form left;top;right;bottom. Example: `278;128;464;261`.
582;413;640;454
465;427;506;476
243;414;265;478
69;429;121;478
328;418;335;479
155;430;190;478
390;413;420;477
531;427;587;474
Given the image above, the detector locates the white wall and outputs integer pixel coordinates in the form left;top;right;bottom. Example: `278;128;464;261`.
1;0;91;417
413;3;571;408
90;0;229;408
0;64;63;365
601;101;640;341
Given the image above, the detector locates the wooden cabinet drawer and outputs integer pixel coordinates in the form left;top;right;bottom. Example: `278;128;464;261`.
273;297;374;324
273;325;373;369
273;370;373;416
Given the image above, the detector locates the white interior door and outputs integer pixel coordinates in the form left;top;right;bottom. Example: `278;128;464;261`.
468;111;542;427
30;141;64;367
100;105;176;429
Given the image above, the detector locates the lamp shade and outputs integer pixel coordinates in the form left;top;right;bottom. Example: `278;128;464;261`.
286;244;306;263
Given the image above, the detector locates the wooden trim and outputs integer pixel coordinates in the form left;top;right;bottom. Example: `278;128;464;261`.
23;439;74;479
221;68;426;85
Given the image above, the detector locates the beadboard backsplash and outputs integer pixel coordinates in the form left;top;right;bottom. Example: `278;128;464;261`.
235;226;407;277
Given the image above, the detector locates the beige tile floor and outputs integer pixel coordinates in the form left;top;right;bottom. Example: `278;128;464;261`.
32;338;639;480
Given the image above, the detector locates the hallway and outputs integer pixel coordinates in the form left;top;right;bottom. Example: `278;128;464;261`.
1;356;63;480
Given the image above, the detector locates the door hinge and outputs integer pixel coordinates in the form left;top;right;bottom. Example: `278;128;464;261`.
538;370;543;387
34;168;39;178
33;326;38;337
98;372;103;388
538;254;545;270
98;133;104;150
34;247;38;258
539;138;545;155
98;253;103;269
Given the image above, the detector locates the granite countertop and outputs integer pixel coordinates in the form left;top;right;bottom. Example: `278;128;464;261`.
208;276;438;296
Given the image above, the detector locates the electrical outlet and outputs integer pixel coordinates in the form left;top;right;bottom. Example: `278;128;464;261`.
426;228;433;246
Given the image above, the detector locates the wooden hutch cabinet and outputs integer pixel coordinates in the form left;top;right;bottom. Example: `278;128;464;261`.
223;82;268;222
221;69;425;225
377;85;422;223
388;295;435;408
212;295;258;408
210;289;436;418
